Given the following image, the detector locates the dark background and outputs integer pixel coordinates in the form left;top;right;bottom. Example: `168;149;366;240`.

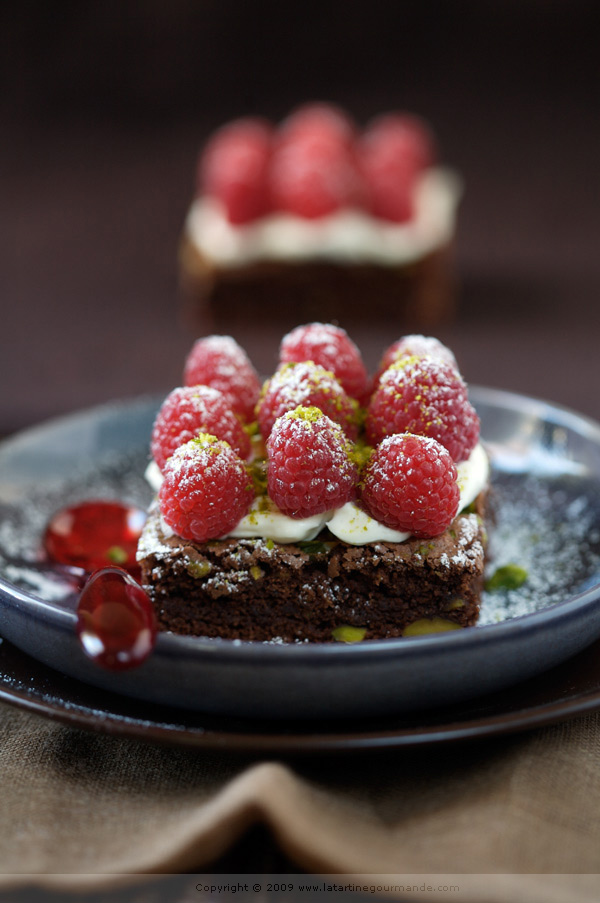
2;0;599;435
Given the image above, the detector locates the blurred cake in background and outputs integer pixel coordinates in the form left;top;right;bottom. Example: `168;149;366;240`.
179;103;461;332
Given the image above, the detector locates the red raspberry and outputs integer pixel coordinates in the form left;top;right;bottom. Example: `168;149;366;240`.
358;113;435;222
268;131;364;219
373;334;458;388
257;361;360;441
199;118;273;224
366;356;480;462
159;435;254;542
151;385;250;471
267;406;358;518
183;336;261;423
278;102;357;147
363;113;436;172
360;433;460;538
279;322;369;402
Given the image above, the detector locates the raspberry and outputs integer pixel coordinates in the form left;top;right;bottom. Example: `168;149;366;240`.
268;131;364;219
257;361;360;441
199;118;273;224
158;434;254;542
279;322;369;403
151;385;250;471
358;113;435;222
278;102;357;147
183;335;261;423
374;334;458;388
360;433;460;538
362;113;436;172
366;356;480;462
267;406;358;518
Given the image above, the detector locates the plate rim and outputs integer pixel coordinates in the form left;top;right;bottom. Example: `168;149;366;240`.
1;637;600;753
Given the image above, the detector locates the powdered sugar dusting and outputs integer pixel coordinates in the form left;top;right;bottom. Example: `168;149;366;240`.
479;474;600;626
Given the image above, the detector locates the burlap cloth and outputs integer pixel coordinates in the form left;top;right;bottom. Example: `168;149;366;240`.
0;701;598;902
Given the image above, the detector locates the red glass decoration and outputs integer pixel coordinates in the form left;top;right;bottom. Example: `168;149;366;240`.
76;567;157;670
43;501;146;580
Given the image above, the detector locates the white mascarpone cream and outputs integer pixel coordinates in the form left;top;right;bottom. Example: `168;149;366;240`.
185;168;461;268
145;442;488;547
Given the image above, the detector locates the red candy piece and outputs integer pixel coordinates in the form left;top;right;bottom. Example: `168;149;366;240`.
183;335;261;423
366;356;480;463
43;501;146;580
257;361;360;441
151;385;250;471
76;567;157;671
360;433;460;538
279;322;369;403
268;131;364;219
199;117;273;224
267;406;358;519
159;435;254;542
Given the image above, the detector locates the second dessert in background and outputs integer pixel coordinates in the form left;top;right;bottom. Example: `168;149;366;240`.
180;103;461;332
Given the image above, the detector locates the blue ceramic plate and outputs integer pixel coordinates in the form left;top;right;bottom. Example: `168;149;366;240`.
0;388;600;720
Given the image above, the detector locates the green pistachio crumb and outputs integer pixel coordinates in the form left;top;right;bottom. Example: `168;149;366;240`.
186;560;212;579
485;564;528;591
403;618;462;636
297;540;337;555
445;597;465;611
332;625;367;643
250;565;264;580
107;545;128;565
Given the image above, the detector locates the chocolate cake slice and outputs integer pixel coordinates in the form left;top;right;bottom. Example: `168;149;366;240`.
137;493;487;643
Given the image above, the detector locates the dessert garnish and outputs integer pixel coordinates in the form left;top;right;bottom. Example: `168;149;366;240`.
365;355;480;462
360;433;460;538
197;103;436;225
199;117;273;225
183;335;261;421
148;323;486;544
266;406;358;518
257;360;360;441
372;333;458;389
38;500;157;669
485;564;528;592
158;433;254;542
279;321;370;402
357;112;435;222
76;566;157;670
151;384;251;470
43;500;146;580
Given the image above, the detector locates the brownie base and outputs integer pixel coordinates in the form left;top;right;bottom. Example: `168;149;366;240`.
179;237;457;335
137;495;487;643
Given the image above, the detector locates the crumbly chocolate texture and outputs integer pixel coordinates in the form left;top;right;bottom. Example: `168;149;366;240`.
179;238;456;334
137;494;487;643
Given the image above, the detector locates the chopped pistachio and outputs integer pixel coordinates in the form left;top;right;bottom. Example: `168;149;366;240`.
332;625;367;643
297;540;337;555
485;563;528;592
403;618;462;636
107;545;128;565
186;560;211;579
